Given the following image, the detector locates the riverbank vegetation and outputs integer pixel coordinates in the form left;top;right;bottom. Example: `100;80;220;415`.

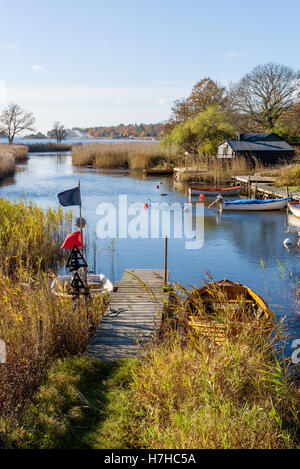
0;198;107;447
72;141;173;170
0;144;29;180
3;283;299;449
0;198;72;275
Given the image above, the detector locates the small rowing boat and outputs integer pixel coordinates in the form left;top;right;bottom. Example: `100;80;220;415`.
189;186;241;197
51;273;113;297
288;201;300;218
219;196;290;211
186;279;274;344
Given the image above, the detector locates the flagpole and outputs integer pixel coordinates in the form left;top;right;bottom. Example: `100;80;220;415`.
78;180;87;286
78;180;83;254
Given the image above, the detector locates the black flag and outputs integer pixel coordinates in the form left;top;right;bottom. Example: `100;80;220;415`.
57;186;80;207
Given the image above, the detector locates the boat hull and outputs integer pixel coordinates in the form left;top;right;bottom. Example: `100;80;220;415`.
288;202;300;218
222;197;289;211
186;279;274;343
51;273;113;297
189;186;241;196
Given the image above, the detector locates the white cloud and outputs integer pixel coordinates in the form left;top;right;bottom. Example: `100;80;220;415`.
32;65;43;72
5;44;17;49
223;52;247;59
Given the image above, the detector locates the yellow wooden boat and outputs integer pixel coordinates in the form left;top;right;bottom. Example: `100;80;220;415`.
186;279;274;344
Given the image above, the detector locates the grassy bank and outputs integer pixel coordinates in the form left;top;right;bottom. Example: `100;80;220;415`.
5;284;299;449
0;198;107;446
72;142;171;170
274;164;300;189
27;143;71;153
0;144;29;180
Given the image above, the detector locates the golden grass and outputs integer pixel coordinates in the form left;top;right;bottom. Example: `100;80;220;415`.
0;146;15;179
0;272;106;421
274;163;300;187
6;281;299;449
72;142;168;170
12;145;29;161
0;198;107;432
0;145;29;180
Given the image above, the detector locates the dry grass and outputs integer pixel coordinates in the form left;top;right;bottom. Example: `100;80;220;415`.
0;198;107;440
206;157;265;183
0;146;15;179
8;281;299;449
72;142;168;170
0;272;106;422
274;164;300;188
96;283;298;449
0;145;29;179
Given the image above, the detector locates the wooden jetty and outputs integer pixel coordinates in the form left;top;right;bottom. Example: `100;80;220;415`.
232;175;300;200
88;269;169;361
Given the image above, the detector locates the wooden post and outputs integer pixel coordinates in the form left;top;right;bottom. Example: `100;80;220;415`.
164;237;168;286
78;180;88;285
286;186;290;197
248;175;251;198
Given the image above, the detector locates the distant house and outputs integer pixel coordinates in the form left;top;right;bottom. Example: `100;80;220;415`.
217;133;294;164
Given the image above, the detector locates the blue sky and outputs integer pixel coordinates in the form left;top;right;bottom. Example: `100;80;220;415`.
0;0;299;132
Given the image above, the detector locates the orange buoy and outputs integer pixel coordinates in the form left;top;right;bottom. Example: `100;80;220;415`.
143;203;149;209
199;194;205;201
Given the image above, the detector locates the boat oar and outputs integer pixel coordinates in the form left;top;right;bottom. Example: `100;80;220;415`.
209;195;223;209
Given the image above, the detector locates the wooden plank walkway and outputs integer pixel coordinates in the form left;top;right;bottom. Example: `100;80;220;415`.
87;269;169;361
232;175;300;200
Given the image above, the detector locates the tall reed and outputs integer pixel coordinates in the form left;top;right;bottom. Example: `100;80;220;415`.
0;145;15;179
0;199;72;275
72;142;168;170
0;271;106;420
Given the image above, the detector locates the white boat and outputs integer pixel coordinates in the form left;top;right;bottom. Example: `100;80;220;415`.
220;197;290;212
189;186;241;197
51;273;113;297
288;201;300;218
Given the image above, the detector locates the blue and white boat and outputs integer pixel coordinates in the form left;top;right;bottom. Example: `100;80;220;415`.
220;197;290;212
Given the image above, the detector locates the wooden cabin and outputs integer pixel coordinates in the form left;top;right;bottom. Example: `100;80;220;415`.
217;132;294;165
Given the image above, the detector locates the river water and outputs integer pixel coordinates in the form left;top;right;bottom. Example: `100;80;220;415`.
0;151;299;352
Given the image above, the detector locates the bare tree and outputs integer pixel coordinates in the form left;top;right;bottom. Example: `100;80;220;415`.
230;63;300;129
48;121;67;143
0;103;35;144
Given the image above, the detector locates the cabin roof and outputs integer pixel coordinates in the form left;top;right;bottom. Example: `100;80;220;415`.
225;140;294;152
239;132;278;141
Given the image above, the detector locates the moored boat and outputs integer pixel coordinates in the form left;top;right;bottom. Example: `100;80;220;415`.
51;273;113;297
186;279;274;344
189;185;241;197
288;201;300;218
219;196;290;211
143;168;174;176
